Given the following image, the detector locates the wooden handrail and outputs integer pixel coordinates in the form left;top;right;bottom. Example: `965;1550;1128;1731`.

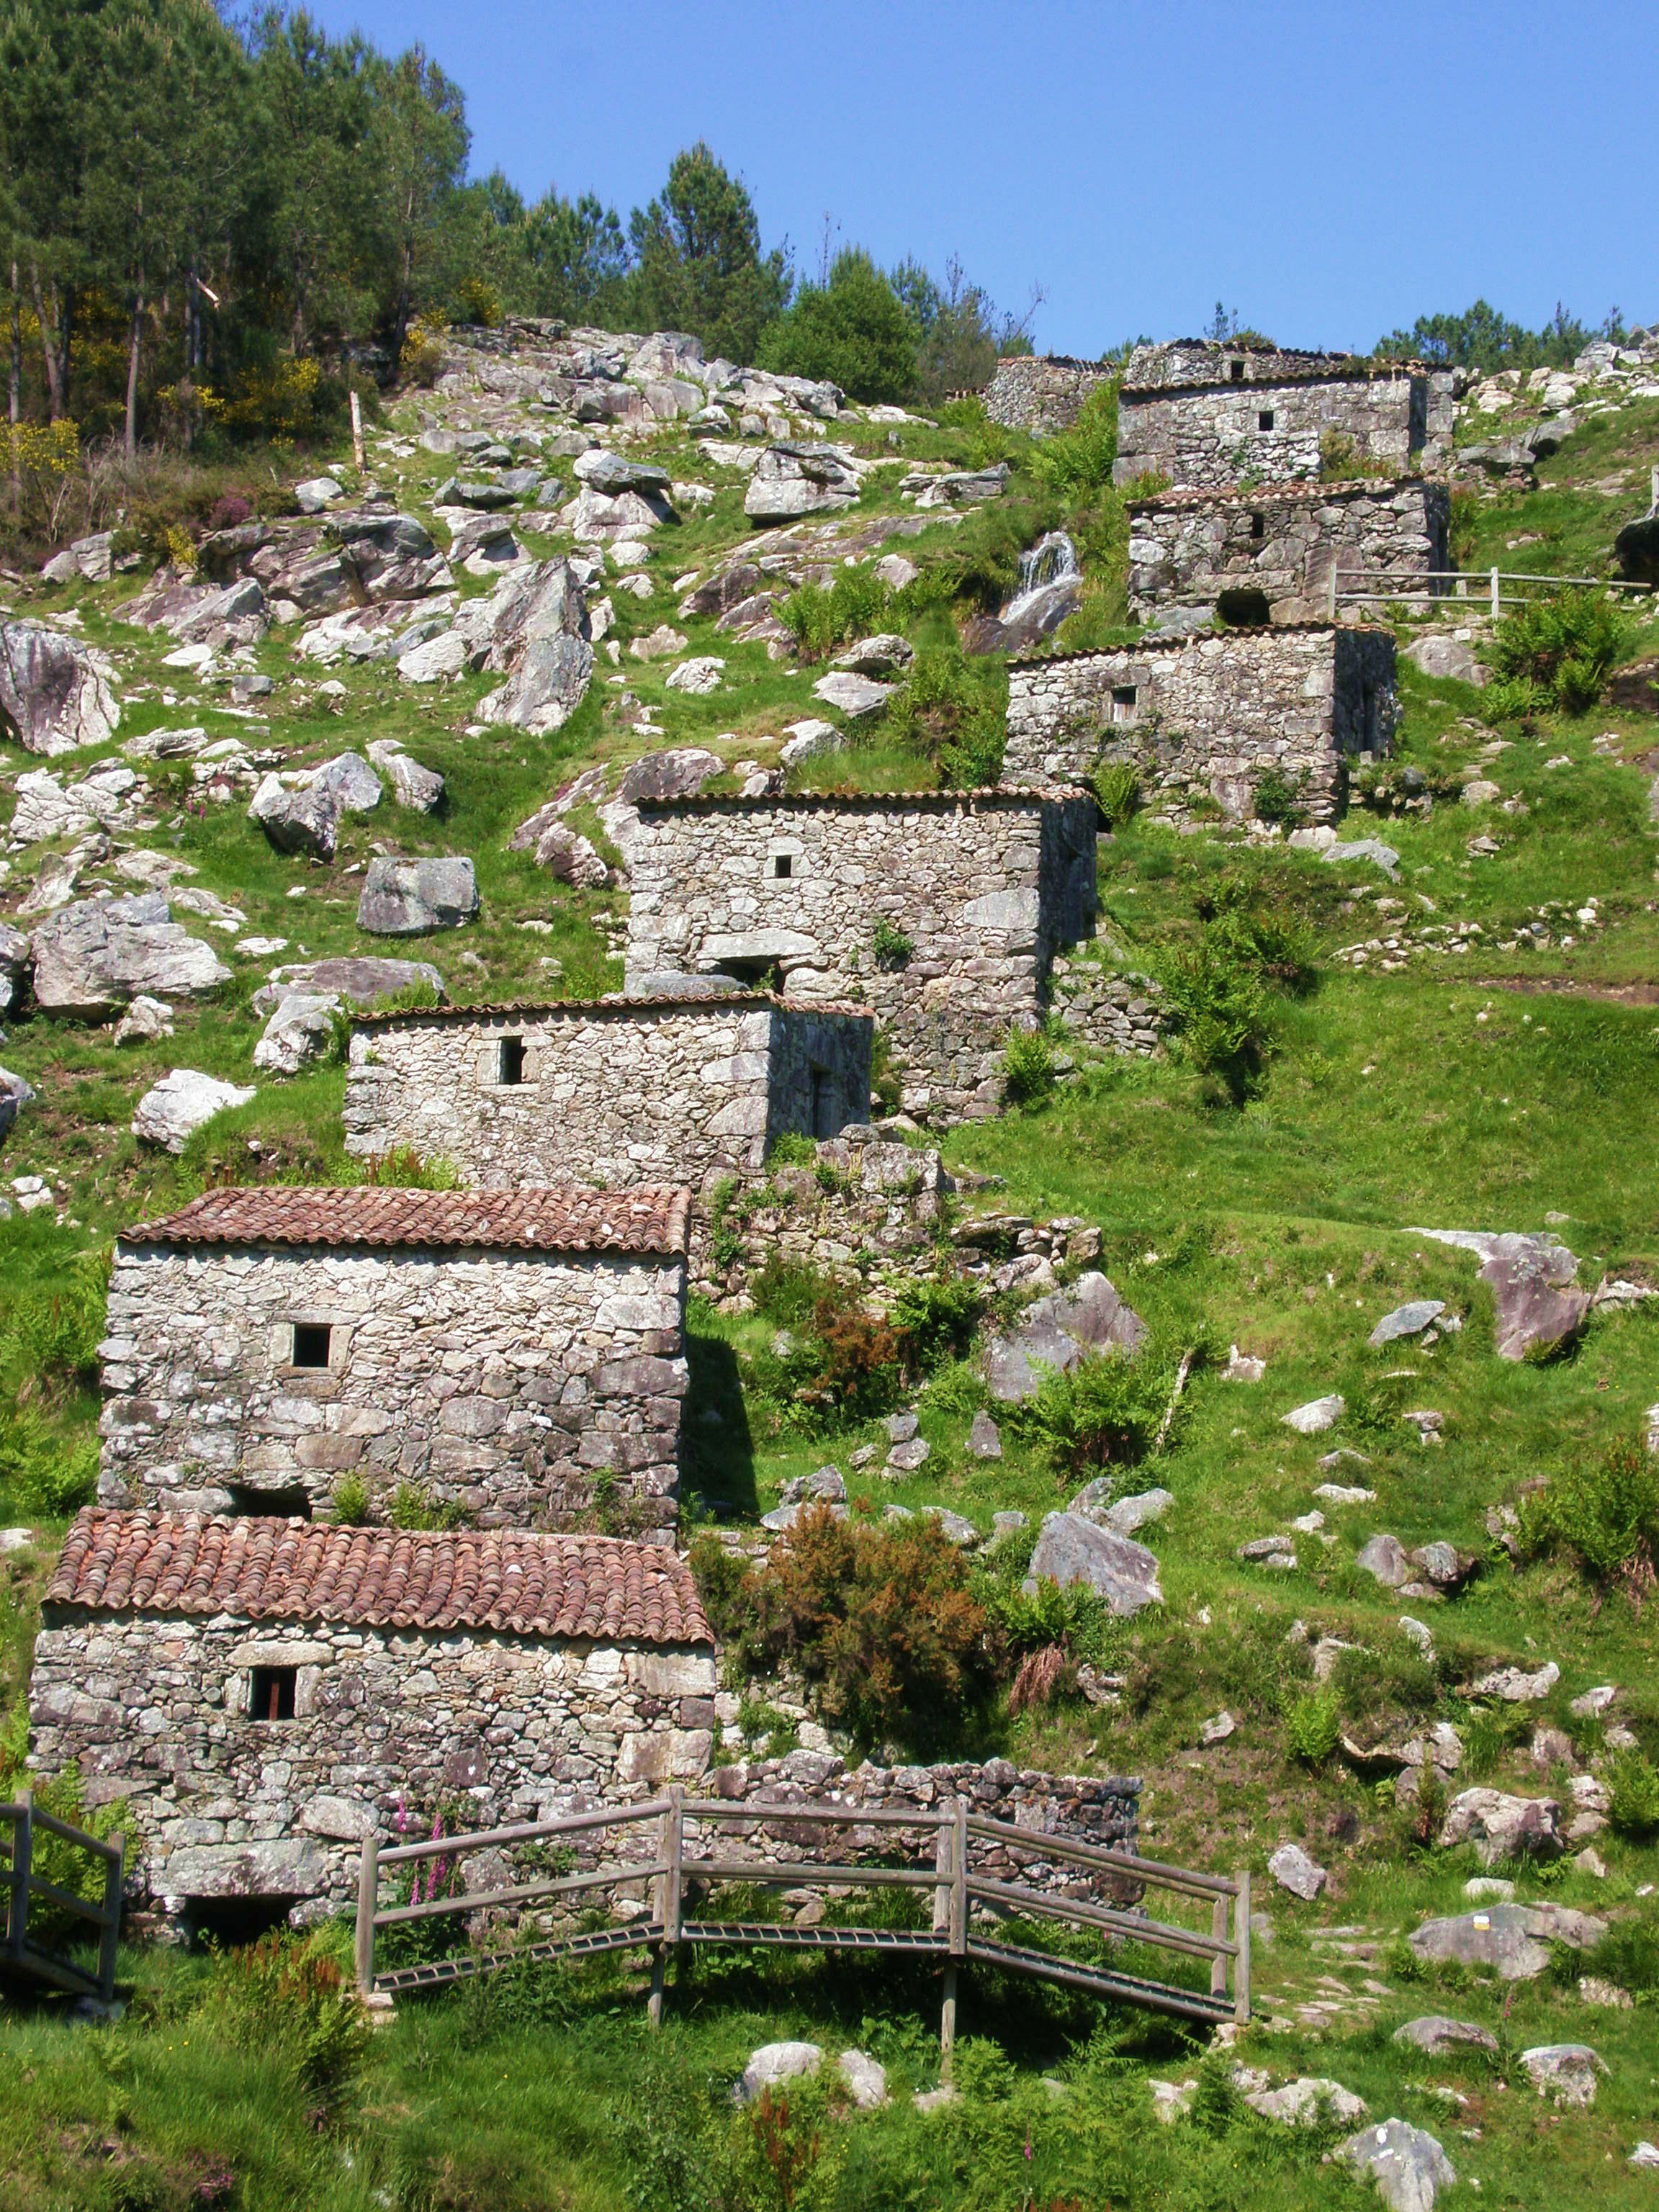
351;1791;1250;2041
1;1793;123;2005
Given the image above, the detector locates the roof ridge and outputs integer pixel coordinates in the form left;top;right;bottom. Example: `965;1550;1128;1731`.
1007;620;1391;668
48;1507;714;1647
351;994;875;1029
121;1182;693;1257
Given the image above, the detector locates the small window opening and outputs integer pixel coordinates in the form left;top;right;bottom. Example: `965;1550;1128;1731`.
1258;409;1275;431
250;1665;297;1722
1230;359;1245;382
773;853;793;880
1250;511;1266;539
1112;685;1137;708
292;1322;331;1370
810;1067;837;1139
1217;587;1274;628
498;1035;526;1086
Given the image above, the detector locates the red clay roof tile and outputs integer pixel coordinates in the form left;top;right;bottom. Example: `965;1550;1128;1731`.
121;1184;690;1257
48;1509;712;1646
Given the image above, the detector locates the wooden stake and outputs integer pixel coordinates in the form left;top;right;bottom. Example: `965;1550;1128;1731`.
6;1788;30;1964
1233;1870;1251;2025
350;389;364;475
354;1834;378;1995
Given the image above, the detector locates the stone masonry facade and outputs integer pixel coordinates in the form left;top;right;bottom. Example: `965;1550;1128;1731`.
982;354;1115;436
343;997;873;1199
1126;478;1452;626
624;792;1098;1122
1004;625;1398;824
29;1603;718;1914
99;1238;688;1540
1114;341;1455;491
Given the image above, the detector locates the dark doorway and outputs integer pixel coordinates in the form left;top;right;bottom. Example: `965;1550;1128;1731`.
1217;588;1273;628
498;1035;526;1085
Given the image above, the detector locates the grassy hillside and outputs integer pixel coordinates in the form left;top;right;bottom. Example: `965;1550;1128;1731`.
2;350;1658;2210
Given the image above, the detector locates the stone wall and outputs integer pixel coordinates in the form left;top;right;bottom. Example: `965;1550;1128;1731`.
343;999;873;1198
624;793;1098;1122
1115;371;1430;491
99;1244;688;1539
1048;955;1167;1058
983;355;1114;436
1127;480;1452;625
709;1128;951;1303
1004;626;1398;824
27;1606;717;1912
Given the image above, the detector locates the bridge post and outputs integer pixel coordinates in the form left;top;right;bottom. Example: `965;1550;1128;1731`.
354;1834;379;1997
649;1789;683;2030
96;1830;125;2002
7;1788;32;1965
1233;1869;1251;2025
940;1796;967;2080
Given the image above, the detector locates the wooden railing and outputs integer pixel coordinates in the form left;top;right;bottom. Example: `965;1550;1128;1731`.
354;1792;1249;2056
1329;565;1654;616
1;1789;125;2005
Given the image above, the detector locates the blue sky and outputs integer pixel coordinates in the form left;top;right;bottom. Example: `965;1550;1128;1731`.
311;0;1658;356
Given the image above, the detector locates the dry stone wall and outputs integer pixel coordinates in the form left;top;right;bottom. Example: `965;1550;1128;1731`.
1127;480;1452;625
27;1607;716;1912
343;999;872;1197
98;1243;687;1539
983;355;1115;435
1115;370;1440;490
1123;341;1368;389
1004;626;1398;824
624;793;1098;1121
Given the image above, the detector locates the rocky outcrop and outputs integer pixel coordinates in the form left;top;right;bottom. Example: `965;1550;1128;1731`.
0;623;121;755
1411;1228;1591;1360
356;856;479;935
132;1068;256;1151
1025;1511;1162;1616
30;894;231;1015
983;1273;1146;1401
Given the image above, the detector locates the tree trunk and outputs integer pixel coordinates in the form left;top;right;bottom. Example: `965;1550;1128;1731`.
28;264;64;420
125;281;145;456
393;237;413;363
8;261;20;513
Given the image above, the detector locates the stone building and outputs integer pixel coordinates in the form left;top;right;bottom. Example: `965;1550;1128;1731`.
28;1507;716;1919
1114;340;1455;491
1004;625;1397;824
1126;479;1452;628
343;993;873;1197
982;354;1115;436
623;789;1098;1120
98;1184;691;1540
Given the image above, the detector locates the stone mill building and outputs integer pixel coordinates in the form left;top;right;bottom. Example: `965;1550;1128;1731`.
622;788;1098;1120
343;991;873;1195
1004;624;1398;824
98;1184;691;1542
29;1509;716;1922
1113;339;1455;492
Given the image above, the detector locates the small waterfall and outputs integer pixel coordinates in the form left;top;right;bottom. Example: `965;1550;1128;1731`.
1007;531;1079;618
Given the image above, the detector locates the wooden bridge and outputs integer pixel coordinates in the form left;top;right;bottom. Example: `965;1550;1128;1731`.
354;1792;1249;2058
2;1789;125;2007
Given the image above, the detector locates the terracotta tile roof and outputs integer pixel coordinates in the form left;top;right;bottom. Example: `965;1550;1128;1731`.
121;1184;691;1257
354;994;874;1030
630;786;1093;814
48;1509;714;1646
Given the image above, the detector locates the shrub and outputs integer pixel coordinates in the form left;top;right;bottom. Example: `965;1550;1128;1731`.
688;1531;752;1645
1485;588;1632;714
871;917;914;971
886;644;1006;786
1607;1748;1659;1837
765;1130;817;1169
202;1930;368;2103
726;1508;992;1750
1519;1441;1659;1593
358;1146;459;1190
1092;760;1141;830
1158;935;1270;1091
1287;1688;1344;1765
757;247;919;404
400;310;449;387
205;492;253;532
1007;1642;1074;1714
331;1475;369;1527
388;1482;469;1532
1028;385;1119;499
1251;768;1307;828
778;567;894;662
1002;1027;1056;1105
890;1276;981;1374
1020;1348;1171;1473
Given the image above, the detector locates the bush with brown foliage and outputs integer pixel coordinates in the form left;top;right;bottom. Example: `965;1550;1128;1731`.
709;1507;993;1752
